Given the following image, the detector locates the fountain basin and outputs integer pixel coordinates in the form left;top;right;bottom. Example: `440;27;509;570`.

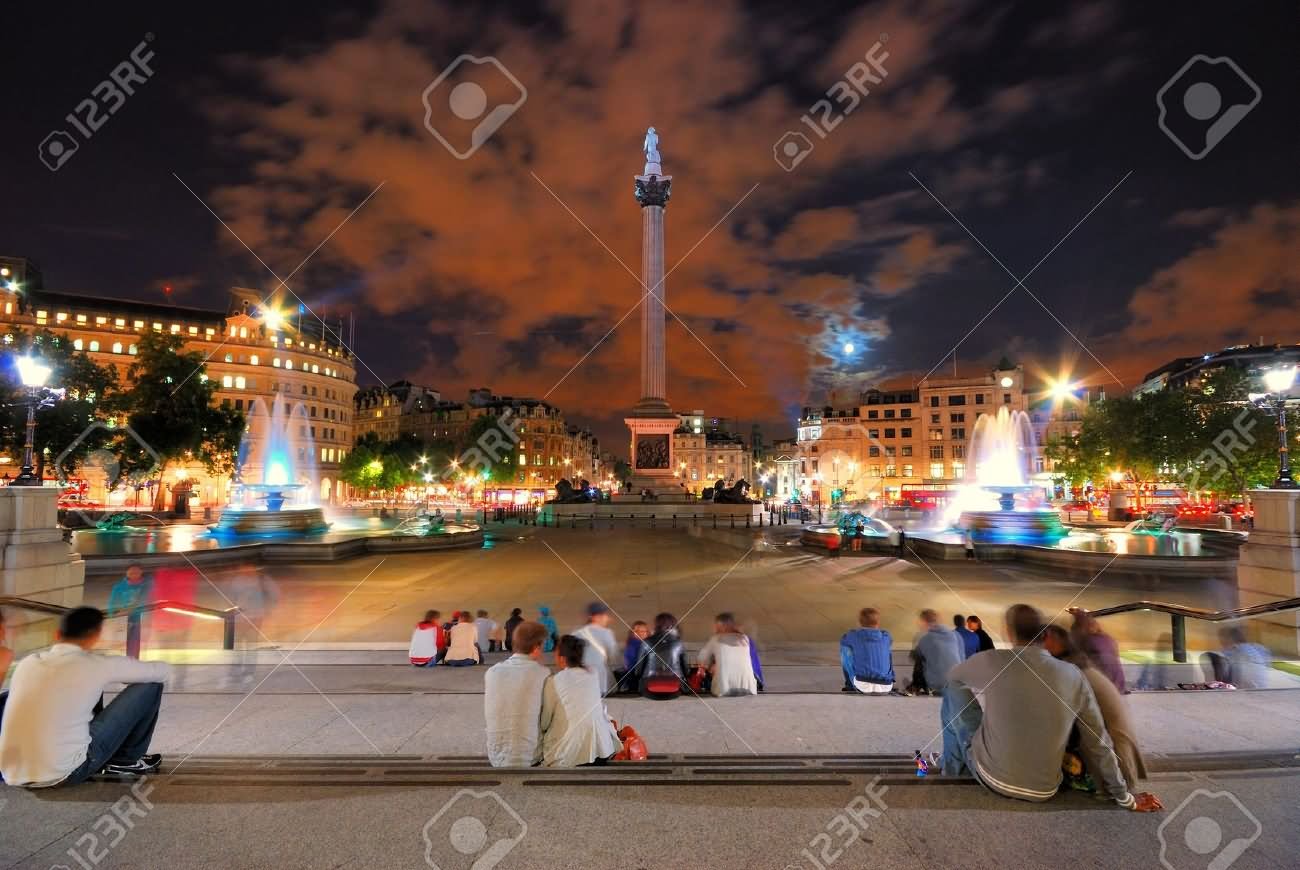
959;509;1068;544
210;506;330;537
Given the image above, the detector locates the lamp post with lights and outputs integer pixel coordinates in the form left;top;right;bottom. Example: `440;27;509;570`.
1252;366;1296;490
12;356;57;486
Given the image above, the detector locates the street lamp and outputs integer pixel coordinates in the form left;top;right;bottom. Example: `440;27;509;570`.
1254;365;1297;489
12;356;54;486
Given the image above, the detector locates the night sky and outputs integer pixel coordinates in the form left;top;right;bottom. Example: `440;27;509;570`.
2;1;1296;450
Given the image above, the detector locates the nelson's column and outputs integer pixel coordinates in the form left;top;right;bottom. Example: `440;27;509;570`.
620;126;682;500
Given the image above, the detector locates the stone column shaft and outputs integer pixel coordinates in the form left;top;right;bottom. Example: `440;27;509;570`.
640;203;666;402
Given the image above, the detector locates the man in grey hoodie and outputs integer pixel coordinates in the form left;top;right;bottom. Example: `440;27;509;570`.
908;609;965;695
939;603;1163;812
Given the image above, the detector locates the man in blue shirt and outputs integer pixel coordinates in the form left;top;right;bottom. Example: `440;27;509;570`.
840;608;895;693
908;609;965;695
106;564;152;617
953;613;980;658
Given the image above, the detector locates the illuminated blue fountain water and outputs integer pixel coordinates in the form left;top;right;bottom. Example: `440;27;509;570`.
953;406;1067;544
211;394;329;536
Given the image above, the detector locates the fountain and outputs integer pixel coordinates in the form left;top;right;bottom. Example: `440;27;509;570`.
211;395;330;536
956;407;1067;544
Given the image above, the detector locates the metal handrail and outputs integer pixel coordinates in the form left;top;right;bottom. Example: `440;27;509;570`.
1089;596;1300;663
0;595;239;658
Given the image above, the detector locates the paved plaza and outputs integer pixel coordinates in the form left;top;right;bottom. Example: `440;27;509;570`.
81;526;1245;657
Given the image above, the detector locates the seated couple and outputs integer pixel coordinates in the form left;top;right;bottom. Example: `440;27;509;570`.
484;622;621;768
408;610;483;667
0;607;170;787
618;613;761;699
939;603;1162;812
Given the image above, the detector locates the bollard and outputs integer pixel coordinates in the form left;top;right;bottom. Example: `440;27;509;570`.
746;513;751;528
651;514;656;529
223;611;237;651
694;514;698;526
730;514;735;528
1171;613;1187;663
713;514;717;529
571;515;577;528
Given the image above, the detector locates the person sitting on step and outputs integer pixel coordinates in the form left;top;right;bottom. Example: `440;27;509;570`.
0;607;171;786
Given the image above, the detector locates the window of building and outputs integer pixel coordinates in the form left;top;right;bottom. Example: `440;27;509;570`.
286;360;294;370
311;364;319;373
235;376;246;389
952;461;965;479
170;324;181;334
975;394;985;405
153;322;163;332
224;353;233;363
134;320;144;329
234;398;243;411
868;446;880;458
929;428;943;441
250;355;259;365
87;340;99;351
901;445;913;457
222;375;233;388
884;409;895;419
868;428;879;438
1003;393;1012;404
273;358;281;367
867;410;878;419
929;396;939;407
930;462;945;479
189;326;198;335
884;464;897;477
901;427;912;438
128;343;137;355
951;428;965;441
884;446;896;457
929;445;943;459
950;413;965;423
930;413;940;424
115;318;125;328
902;464;913;477
36;310;49;324
900;408;911;419
75;314;87;324
948;394;966;406
953;445;965;459
205;327;215;337
56;312;68;323
884;428;895;438
239;326;248;338
73;338;83;350
112;342;123;353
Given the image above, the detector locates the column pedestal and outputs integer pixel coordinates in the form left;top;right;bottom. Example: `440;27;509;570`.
0;486;86;655
618;415;684;501
1236;489;1300;656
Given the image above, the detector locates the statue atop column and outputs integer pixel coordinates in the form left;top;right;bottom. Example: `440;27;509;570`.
643;126;662;176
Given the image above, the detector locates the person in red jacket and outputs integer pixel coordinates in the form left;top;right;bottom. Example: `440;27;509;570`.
409;610;447;666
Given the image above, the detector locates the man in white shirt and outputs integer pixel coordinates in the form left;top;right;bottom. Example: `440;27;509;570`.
483;621;550;767
474;610;499;653
0;607;171;787
571;602;619;696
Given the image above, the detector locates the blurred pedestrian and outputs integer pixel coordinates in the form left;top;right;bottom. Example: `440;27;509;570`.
503;608;524;652
1068;608;1126;693
475;610;498;653
538;606;559;654
1201;626;1271;689
571;602;618;696
966;615;995;652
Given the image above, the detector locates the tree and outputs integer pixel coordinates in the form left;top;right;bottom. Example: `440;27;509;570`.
613;459;632;486
456;414;519;487
117;332;245;509
1185;368;1277;498
339;433;385;493
0;329;119;481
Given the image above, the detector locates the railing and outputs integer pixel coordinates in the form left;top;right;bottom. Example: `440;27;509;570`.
1090;597;1300;663
0;596;239;659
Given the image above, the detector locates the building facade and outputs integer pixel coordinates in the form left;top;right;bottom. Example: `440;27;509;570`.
353;384;603;498
795;363;1028;505
1;267;358;507
670;410;751;493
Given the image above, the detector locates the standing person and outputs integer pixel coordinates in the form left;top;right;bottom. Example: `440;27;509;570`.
963;530;976;560
940;604;1162;814
632;612;690;700
571;602;619;697
0;607;171;786
444;613;481;666
503;608;524;653
540;635;621;767
953;614;980;659
408;610;445;667
851;519;866;552
475;610;499;653
1043;625;1149;789
1068;608;1127;692
840;607;894;694
697;613;758;697
966;615;996;652
106;563;153;617
907;609;965;695
483;622;550;767
538;606;559;654
228;563;279;684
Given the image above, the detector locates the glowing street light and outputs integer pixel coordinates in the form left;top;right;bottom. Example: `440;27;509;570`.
12;356;55;486
261;307;285;332
1049;378;1077;401
1254;366;1297;489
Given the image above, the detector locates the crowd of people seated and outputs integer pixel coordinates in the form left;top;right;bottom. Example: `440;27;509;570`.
408;609;506;666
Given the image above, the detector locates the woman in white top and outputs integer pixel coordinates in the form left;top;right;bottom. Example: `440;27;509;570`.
540;635;621;767
697;613;758;697
444;612;481;666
